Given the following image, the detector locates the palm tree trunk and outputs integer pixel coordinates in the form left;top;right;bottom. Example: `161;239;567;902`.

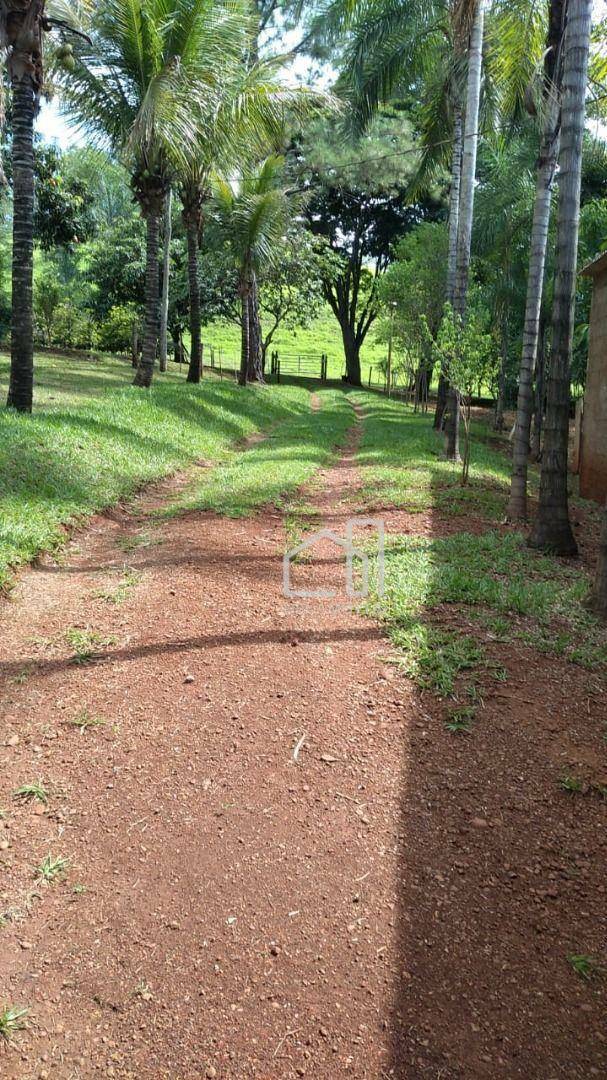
530;319;546;459
246;272;263;383
507;0;565;520
529;0;592;554
434;107;463;430
133;211;160;388
589;502;607;617
445;0;484;460
494;321;508;431
159;189;172;374
239;273;250;387
185;217;203;384
7;74;35;412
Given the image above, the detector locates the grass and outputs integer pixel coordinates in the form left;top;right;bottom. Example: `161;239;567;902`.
13;781;49;805
0;1005;28;1043
67;708;105;732
0;351;327;590
168;387;354;518
351;393;606;694
198;305;388;382
445;705;476;734
92;567;142;603
350;393;517;520
567;954;602;980
65;627;116;663
35;853;69;883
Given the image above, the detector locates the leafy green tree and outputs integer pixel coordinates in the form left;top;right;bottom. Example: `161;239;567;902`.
34;269;64;343
473;137;537;429
430;301;496;483
256;227;332;366
377;222;448;400
85;217;146;320
60;0;252;388
295;112;444;385
176;56;329;383
33;143;96;250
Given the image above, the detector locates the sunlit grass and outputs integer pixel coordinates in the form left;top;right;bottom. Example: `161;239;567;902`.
353;392;606;689
170;387;354;517
350;392;525;520
0;352;318;589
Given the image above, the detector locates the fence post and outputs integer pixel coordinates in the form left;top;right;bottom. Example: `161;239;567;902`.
276;359;280;383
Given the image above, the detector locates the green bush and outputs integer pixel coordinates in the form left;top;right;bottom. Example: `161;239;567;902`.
97;304;139;354
51;302;97;350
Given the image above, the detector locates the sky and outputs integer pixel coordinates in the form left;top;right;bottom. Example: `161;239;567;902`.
37;0;607;150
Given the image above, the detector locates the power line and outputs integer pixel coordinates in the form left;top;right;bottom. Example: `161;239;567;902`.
226;132;484;184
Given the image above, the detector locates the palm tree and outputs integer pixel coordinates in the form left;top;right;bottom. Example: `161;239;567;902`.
2;0;46;411
528;0;593;554
159;188;172;373
213;155;292;385
444;0;485;461
177;59;332;384
59;0;250;388
505;0;566;520
590;506;607;617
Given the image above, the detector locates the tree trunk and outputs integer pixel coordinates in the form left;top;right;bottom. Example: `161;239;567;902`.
159;189;172;374
589;503;607;617
133;211;161;388
493;321;508;431
529;0;592;555
7;74;35;412
239;274;250;386
246;272;264;382
131;320;139;368
445;0;485;460
530;322;546;460
434;107;463;430
507;0;565;520
341;323;362;386
434;373;448;429
185;218;203;384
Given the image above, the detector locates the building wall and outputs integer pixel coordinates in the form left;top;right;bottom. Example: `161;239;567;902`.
580;269;607;504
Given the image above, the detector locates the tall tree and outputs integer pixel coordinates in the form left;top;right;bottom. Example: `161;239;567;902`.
529;0;593;554
60;0;250;388
159;189;172;373
176;58;331;384
444;0;485;461
4;0;45;411
296;114;442;385
506;0;566;520
213;155;292;385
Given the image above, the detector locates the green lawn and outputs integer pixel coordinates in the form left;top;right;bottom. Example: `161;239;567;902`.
169;386;353;518
199;306;388;382
0;352;346;591
349;393;606;694
350;392;521;520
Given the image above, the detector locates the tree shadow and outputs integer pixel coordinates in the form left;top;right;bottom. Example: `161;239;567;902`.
363;400;607;1077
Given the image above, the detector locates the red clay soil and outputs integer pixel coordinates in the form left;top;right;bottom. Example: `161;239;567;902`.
0;400;606;1079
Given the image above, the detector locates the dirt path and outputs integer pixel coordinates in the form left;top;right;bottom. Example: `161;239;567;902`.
0;399;606;1079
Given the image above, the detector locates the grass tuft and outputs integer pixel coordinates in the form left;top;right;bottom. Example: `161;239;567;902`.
13;781;49;805
0;1005;28;1043
67;709;105;733
35;853;69;883
567;954;602;980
